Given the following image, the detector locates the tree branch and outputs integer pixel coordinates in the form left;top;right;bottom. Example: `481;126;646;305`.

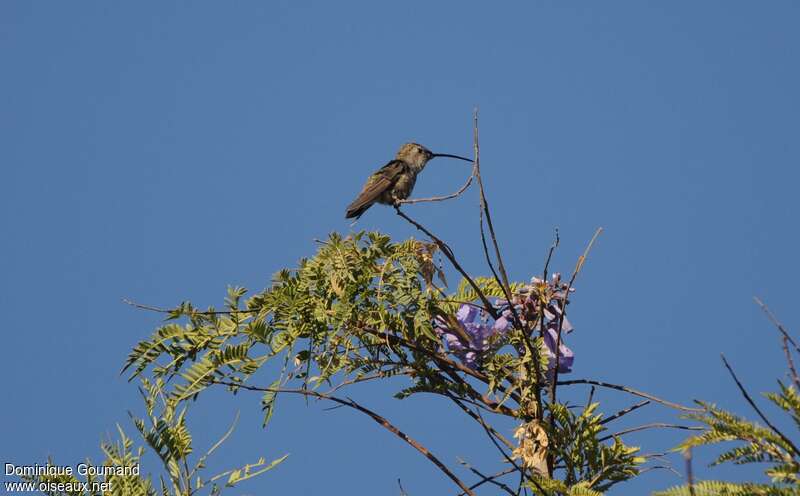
397;167;476;205
549;228;603;408
456;468;517;496
457;459;517;496
600;400;650;425
556;379;702;412
597;423;703;442
210;380;477;496
720;354;800;458
472;108;511;293
754;297;800;389
394;207;499;320
122;298;256;315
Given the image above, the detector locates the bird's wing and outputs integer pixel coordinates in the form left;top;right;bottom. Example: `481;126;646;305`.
345;160;406;218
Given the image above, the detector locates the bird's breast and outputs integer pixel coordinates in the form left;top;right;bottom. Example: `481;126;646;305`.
392;171;417;200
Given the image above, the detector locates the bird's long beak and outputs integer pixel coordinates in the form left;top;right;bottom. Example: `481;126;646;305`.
430;152;473;163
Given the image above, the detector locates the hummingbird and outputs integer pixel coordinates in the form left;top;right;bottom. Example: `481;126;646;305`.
345;142;472;219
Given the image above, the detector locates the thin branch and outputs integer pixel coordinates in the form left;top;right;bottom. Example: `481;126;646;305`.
470;113;542;416
476;197;543;409
639;465;682;478
394;207;498;320
684;448;696;496
550;228;603;408
586;385;596;408
754;297;800;388
358;326;521;410
754;297;800;354
478;201;508;308
473;408;547;495
444;391;515;450
437;367;518;417
210;380;477;496
323;370;408;396
398;168;476;205
457;459;516;496
456;468;517;496
720;354;800;457
597;423;703;442
556;379;703;412
542;228;560;282
600;400;650;425
468;112;543;419
472;108;511;292
122;298;256;315
782;335;800;391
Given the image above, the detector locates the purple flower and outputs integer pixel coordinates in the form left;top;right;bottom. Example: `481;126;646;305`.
435;272;579;376
543;326;574;374
491;307;515;334
434;304;508;369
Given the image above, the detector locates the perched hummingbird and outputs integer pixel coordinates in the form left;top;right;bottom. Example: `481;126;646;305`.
345;142;472;219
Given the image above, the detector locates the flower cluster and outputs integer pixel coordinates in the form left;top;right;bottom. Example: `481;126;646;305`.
436;274;576;375
434;304;511;369
507;273;575;376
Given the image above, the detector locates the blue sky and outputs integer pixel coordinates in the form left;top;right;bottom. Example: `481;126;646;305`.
2;1;799;494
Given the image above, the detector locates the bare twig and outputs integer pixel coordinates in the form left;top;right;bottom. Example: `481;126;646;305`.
542;228;560;282
720;354;800;457
457;459;517;496
210;380;477;496
472;108;511;293
684;448;696;496
639;465;682;478
456;468;517;496
469;111;541;415
600;400;650;425
586;385;596;408
122;298;256;315
473;409;547;495
358;326;521;410
556;379;703;412
398;478;409;496
754;297;800;388
324;370;408;395
782;335;800;391
755;297;800;354
597;423;703;442
397;167;476;205
444;391;515;450
550;228;603;408
394;207;498;320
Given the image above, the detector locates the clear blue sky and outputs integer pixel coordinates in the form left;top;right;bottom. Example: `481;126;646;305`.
2;2;799;494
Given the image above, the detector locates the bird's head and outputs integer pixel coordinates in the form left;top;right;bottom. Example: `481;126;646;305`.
396;143;472;171
396;142;434;171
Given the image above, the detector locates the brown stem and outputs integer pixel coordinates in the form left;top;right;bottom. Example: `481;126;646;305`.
456;468;517;496
472;108;511;293
720;354;800;457
444;391;515;450
210;380;477;496
397;168;476;205
556;379;703;412
599;400;650;425
457;459;516;496
123;298;256;315
754;297;800;389
394;207;498;320
684;448;696;496
549;228;603;409
597;423;703;442
359;327;520;413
